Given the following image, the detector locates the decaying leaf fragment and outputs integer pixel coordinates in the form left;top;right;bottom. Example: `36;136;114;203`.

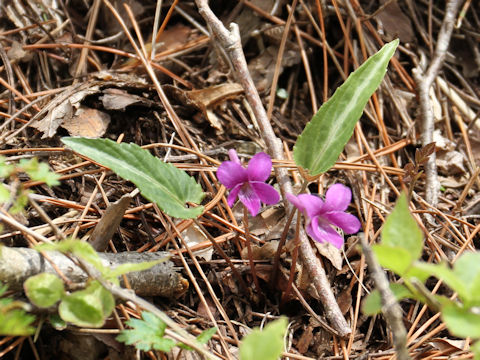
166;83;243;132
61;106;111;138
30;74;152;138
89;195;132;252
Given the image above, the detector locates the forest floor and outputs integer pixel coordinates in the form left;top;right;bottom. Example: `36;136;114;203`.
0;0;479;359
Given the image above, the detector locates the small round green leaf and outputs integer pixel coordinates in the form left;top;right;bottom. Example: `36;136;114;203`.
24;273;65;308
59;281;114;328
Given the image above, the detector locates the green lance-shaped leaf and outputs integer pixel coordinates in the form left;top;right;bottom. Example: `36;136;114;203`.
239;317;287;360
62;137;204;219
294;39;399;176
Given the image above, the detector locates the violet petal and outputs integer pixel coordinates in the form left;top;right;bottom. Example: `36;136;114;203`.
307;217;345;248
228;149;241;164
250;182;280;205
247;152;272;182
296;194;324;219
323;183;352;212
324;211;361;234
286;193;305;213
238;184;261;216
227;183;243;207
217;161;248;189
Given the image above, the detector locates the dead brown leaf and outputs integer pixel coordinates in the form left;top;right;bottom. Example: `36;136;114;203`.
61;106;110;138
313;241;343;270
376;0;415;43
89;195;131;251
296;326;314;354
7;41;31;62
100;88;155;111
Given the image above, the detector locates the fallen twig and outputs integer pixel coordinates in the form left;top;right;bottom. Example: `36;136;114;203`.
0;246;186;298
195;0;351;337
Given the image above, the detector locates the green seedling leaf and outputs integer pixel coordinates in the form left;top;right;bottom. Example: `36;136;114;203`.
402;266;432;283
294;39;399;176
382;192;423;261
19;158;60;186
116;311;176;352
10;190;29;214
24;273;65;308
442;302;480;338
239;317;287;360
178;326;217;351
62;137;204;219
372;245;413;276
0;282;36;336
0;309;36;336
0;282;7;296
59;281;114;328
362;283;413;315
0;183;10;202
196;326;217;344
48;314;67;330
0;157;14;178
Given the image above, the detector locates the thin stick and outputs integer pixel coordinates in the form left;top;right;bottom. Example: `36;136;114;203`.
266;0;299;120
271;179;307;288
412;0;462;209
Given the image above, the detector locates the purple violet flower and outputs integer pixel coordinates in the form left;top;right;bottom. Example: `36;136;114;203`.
286;184;361;248
217;149;280;216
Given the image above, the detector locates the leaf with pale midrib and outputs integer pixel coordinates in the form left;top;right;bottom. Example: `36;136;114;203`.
294;39;399;176
62;137;204;219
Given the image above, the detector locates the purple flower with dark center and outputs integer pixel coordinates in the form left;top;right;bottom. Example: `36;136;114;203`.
217;149;280;216
286;184;361;248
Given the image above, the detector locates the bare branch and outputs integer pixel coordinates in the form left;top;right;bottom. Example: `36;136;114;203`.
413;0;462;209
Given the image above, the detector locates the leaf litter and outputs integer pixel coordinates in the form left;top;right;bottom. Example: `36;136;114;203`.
0;0;479;359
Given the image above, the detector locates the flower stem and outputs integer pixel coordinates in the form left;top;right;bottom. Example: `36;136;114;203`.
270;179;308;288
243;206;261;295
281;210;301;305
